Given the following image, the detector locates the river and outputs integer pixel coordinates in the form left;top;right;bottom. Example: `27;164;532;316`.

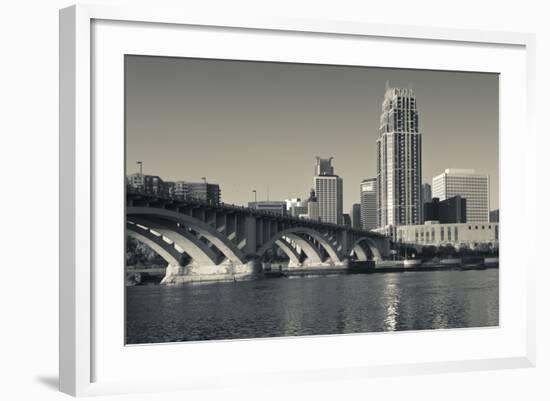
125;269;498;344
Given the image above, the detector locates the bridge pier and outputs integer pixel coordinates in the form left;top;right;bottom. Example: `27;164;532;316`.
160;259;262;284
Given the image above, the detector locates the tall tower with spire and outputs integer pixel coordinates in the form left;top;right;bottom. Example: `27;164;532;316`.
376;84;422;229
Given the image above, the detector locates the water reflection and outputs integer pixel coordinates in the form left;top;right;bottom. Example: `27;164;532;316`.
126;270;499;344
382;280;400;331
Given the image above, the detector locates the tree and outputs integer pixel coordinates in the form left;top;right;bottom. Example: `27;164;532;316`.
420;245;437;261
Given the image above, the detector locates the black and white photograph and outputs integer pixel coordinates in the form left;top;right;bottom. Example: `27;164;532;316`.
124;55;499;344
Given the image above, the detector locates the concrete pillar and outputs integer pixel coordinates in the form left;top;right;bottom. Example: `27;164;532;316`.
341;230;350;255
227;214;237;241
257;219;264;248
244;215;257;255
216;212;227;233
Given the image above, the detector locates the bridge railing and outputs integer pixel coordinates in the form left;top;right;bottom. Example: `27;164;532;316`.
126;185;385;237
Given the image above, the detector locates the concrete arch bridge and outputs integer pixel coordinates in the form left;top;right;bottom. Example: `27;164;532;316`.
127;191;390;283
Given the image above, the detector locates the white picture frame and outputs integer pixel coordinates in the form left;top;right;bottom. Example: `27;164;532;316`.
59;4;536;397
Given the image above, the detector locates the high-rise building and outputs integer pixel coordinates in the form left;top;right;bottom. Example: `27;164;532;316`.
351;204;361;229
422;183;432;203
305;189;320;220
376;84;422;229
313;157;343;225
174;181;221;203
360;178;377;230
420;183;432;222
432;168;489;223
314;156;334;176
343;214;352;227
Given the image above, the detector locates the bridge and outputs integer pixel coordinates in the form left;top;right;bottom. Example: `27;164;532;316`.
126;189;390;283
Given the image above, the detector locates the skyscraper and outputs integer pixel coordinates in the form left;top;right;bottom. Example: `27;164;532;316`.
421;183;432;222
376;84;422;228
351;203;361;229
360;178;377;230
421;183;432;204
313;157;343;224
432;168;489;222
314;156;334;176
306;189;320;220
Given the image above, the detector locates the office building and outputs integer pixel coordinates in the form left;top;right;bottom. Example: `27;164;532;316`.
376;84;422;229
343;214;352;227
314;156;334;176
360;178;377;230
422;183;432;204
126;173;173;197
423;196;467;224
285;198;309;217
432;168;489;222
351;204;361;229
248;201;287;215
421;183;432;222
395;221;498;248
304;189;320;220
314;157;343;224
174;181;221;204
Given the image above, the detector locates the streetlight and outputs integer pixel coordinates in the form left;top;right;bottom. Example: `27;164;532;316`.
136;161;143;191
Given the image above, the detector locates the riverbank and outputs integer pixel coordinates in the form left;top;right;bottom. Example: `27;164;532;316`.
126;257;498;285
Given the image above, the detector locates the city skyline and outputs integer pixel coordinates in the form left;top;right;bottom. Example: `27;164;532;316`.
125;55;499;212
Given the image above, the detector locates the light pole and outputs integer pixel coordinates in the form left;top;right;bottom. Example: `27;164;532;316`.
136;161;143;190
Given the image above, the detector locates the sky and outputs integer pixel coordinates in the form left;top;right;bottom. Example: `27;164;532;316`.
125;55;499;212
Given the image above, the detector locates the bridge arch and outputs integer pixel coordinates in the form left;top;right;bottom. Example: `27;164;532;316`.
274;238;303;266
127;207;246;265
257;227;343;265
126;222;182;267
128;217;222;266
350;237;382;261
285;233;324;264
